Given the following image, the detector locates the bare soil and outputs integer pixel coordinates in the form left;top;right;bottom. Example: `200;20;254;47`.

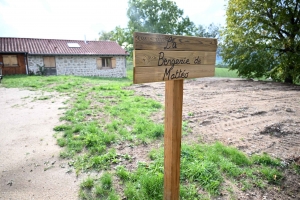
1;78;300;200
128;78;300;199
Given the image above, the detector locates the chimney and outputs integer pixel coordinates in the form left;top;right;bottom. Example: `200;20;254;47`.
84;35;87;44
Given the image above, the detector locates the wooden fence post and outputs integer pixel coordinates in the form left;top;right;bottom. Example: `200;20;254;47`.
164;79;183;200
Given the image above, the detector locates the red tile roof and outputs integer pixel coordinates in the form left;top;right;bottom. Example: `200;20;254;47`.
0;37;128;56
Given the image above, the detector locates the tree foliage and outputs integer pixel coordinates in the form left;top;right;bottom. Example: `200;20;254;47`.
221;0;300;83
195;23;220;39
127;0;196;35
110;0;197;58
108;0;219;59
98;31;114;41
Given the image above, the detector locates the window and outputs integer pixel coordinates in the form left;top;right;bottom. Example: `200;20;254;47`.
2;55;18;67
96;57;116;69
43;57;56;67
67;43;80;48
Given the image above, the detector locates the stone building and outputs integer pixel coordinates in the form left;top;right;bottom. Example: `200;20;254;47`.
0;37;128;77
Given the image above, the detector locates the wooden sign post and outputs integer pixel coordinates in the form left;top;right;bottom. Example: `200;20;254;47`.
133;32;217;200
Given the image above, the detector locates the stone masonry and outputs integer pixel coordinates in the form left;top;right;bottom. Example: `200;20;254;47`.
28;55;127;78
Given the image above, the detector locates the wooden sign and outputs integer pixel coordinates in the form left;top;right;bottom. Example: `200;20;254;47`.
133;32;217;200
133;32;217;84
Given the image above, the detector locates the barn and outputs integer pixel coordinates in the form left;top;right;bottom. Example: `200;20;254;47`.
0;37;129;77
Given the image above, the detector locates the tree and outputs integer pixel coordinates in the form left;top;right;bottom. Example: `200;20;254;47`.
221;0;300;83
195;23;220;39
98;31;114;41
127;0;196;35
110;26;134;58
110;26;133;45
195;23;221;59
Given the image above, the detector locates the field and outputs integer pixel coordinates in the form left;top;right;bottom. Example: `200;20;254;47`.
0;68;299;199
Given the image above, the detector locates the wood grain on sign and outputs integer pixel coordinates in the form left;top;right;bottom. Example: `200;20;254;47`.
134;65;215;84
134;32;217;51
134;50;216;67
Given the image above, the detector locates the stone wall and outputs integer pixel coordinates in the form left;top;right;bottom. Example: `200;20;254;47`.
28;55;127;77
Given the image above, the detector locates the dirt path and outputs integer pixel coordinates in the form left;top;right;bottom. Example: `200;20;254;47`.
0;88;80;200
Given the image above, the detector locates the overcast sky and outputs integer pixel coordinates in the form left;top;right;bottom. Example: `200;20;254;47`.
0;0;227;41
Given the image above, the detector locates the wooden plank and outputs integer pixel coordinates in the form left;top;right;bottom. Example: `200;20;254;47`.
17;54;26;74
164;79;183;200
50;57;56;68
43;57;50;67
134;32;217;51
2;55;10;66
133;65;215;84
134;50;216;67
111;57;116;68
96;58;102;69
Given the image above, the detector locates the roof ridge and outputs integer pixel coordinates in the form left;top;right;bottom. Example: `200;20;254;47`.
0;37;113;42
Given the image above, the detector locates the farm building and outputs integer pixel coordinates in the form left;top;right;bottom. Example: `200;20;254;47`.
0;37;129;77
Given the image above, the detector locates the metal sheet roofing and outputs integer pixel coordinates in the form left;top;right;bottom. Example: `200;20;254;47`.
0;37;128;56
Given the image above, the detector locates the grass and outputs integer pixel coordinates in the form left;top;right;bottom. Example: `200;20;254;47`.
0;66;290;199
79;173;119;200
215;68;239;78
112;142;283;199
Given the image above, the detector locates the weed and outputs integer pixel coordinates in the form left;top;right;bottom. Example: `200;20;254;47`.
59;150;74;159
260;167;283;184
251;153;281;166
116;165;130;181
100;172;113;190
188;112;194;116
182;121;192;135
54;124;71;131
292;163;300;174
57;138;67;147
80;173;119;200
80;177;94;189
37;95;51;100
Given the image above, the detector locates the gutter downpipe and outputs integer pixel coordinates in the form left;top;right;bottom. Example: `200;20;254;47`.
25;52;29;75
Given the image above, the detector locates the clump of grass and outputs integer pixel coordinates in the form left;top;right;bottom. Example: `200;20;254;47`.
79;173;119;200
54;124;71;131
116;165;130;181
251;153;281;166
37;95;51;100
80;176;94;189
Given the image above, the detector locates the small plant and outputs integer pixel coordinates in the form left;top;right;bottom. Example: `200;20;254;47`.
100;172;113;190
80;173;119;199
37;95;51;100
36;64;45;76
116;165;130;181
188;112;194;116
28;70;35;76
80;177;94;189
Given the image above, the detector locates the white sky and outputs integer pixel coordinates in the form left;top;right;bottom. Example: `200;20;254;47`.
0;0;227;41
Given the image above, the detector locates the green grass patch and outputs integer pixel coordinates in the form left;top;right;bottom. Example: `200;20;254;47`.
119;142;283;198
215;68;239;78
